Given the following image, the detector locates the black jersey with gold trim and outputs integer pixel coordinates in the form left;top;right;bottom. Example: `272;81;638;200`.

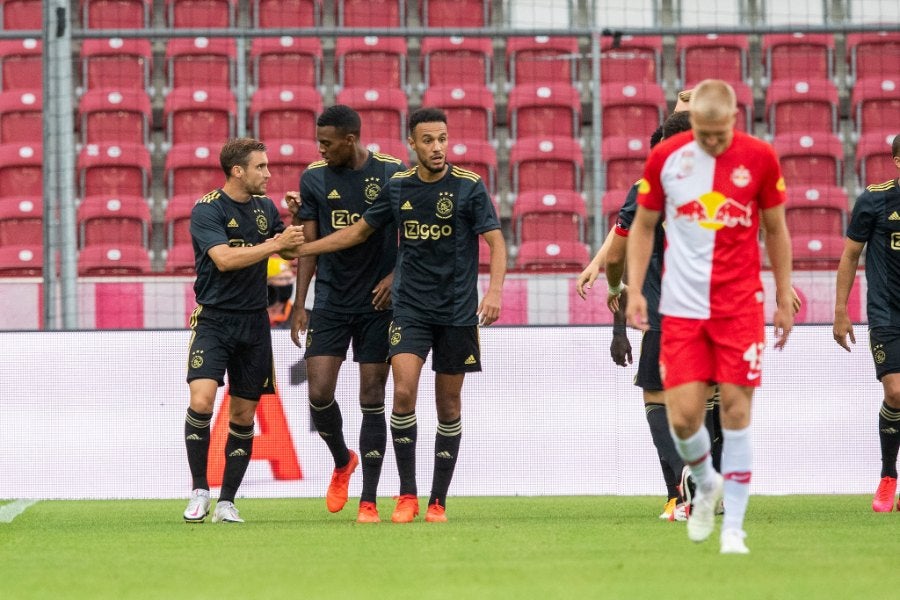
363;163;501;325
848;178;900;328
190;189;285;310
298;151;404;312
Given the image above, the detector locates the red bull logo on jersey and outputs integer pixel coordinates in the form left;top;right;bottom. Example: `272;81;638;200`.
731;165;751;188
674;191;752;231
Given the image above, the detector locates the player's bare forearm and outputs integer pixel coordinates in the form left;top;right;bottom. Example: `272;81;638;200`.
833;238;864;351
208;225;304;272
298;219;373;257
483;229;507;297
761;206;794;311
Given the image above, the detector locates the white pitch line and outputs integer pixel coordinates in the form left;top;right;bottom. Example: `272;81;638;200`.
0;499;39;523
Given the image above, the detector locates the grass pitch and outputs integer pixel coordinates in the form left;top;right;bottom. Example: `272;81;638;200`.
0;496;890;599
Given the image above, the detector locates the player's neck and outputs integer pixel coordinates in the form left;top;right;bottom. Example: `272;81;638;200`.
415;164;448;183
349;145;370;170
221;181;250;203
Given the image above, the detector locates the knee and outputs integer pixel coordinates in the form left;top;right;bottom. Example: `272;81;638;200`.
392;386;417;412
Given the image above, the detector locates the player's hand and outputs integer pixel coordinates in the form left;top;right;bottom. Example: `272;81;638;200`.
477;289;502;326
610;332;632;367
607;283;627;313
277;224;305;253
284;191;301;216
372;273;393;311
772;304;794;350
575;263;600;300
626;290;650;331
290;306;308;348
833;313;855;352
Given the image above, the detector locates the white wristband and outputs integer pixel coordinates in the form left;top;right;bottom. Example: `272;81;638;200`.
607;281;624;296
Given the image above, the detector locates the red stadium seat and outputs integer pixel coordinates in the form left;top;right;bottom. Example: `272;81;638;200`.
0;38;41;91
762;33;834;85
512;190;586;245
421;0;490;27
422;85;494;142
164;87;236;147
791;231;844;270
0;0;40;30
856;132;897;187
250;86;322;146
599;34;662;84
77;243;152;276
601;135;648;192
514;239;590;272
80;38;152;95
336;87;408;141
165;144;222;198
772;133;844;187
81;0;150;29
507;83;580;142
0;195;40;245
765;79;839;136
506;36;579;88
165;37;236;92
78;143;151;199
163;193;196;248
335;36;407;91
166;0;235;27
336;0;403;27
78;195;151;249
0;244;41;276
0;89;40;143
732;80;754;132
508;136;584;195
846;31;900;84
164;242;195;275
250;36;322;90
446;139;497;195
251;0;320;28
0;142;40;196
420;36;493;90
851;78;900;139
601;189;629;232
265;139;320;209
364;138;410;164
784;185;848;236
600;82;665;139
677;34;749;86
78;88;151;146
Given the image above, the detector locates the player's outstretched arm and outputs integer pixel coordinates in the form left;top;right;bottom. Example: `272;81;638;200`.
575;227;615;300
298;218;374;257
833;238;864;352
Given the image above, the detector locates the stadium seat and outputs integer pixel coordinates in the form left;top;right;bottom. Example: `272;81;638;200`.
420;36;494;90
514;240;590;272
78;143;151;199
421;85;495;142
508;136;584;195
336;0;404;27
334;37;408;92
80;38;152;95
164;242;195;275
0;38;41;91
77;195;151;249
677;0;742;26
446;139;497;195
0;142;40;196
601;188;629;232
846;31;900;84
762;33;834;85
421;0;490;27
165;144;222;198
78;88;152;146
250;36;322;90
478;236;491;272
784;185;848;236
0;196;40;245
251;0;320;28
163;87;236;148
166;0;235;27
163;193;196;248
0;0;40;30
791;231;844;270
505;0;572;29
851;78;900;139
765;79;839;136
599;82;665;139
0;244;41;276
676;34;749;86
731;80;754;132
336;87;408;141
601;135;648;192
250;86;322;146
0;89;40;143
165;37;236;93
506;36;580;88
855;131;897;187
507;84;581;142
81;0;150;29
364;138;410;163
772;133;844;187
592;0;658;28
598;34;662;84
512;190;586;245
265;140;320;210
77;243;152;276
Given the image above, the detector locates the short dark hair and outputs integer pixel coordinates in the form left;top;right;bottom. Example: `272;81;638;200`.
649;126;664;149
317;104;361;137
408;107;447;136
663;110;692;139
893;133;900;159
220;137;266;177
